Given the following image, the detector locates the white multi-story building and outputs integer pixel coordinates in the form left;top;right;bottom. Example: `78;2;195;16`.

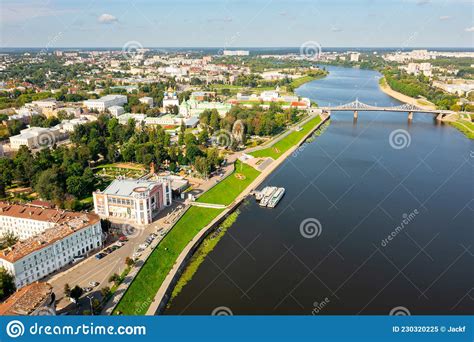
0;203;102;289
30;98;60;111
405;62;432;77
145;115;198;128
57;117;89;133
93;178;172;225
83;95;127;112
9;127;61;150
117;113;147;125
223;50;249;56
350;52;360;62
108;105;125;117
139;97;154;107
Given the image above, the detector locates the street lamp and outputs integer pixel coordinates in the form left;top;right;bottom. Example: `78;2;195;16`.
86;295;94;315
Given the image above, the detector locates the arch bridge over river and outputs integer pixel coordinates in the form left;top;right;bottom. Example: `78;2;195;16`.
320;99;453;121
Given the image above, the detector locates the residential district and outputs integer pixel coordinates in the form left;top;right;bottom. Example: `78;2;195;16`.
0;47;472;316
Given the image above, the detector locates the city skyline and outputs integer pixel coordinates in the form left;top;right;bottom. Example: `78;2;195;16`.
1;0;473;48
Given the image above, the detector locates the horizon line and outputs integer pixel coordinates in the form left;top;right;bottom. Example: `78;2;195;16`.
1;46;474;49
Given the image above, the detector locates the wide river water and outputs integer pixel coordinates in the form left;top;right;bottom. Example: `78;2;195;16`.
165;66;473;315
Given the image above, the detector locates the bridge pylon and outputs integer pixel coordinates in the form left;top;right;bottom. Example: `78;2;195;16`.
408;111;413;121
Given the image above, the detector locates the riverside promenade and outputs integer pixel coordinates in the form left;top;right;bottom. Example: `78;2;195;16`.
145;112;330;315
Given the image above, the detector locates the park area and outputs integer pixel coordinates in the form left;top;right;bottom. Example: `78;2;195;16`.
93;163;147;180
196;160;260;206
250;115;322;159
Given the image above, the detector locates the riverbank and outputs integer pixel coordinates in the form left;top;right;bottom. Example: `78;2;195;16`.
144;112;330;315
289;71;328;89
111;112;327;315
378;77;436;110
168;210;241;304
450;116;474;139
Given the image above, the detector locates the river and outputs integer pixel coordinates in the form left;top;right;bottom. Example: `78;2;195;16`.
165;66;473;315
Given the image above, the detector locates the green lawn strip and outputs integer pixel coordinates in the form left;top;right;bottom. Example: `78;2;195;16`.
250;115;322;159
113;206;223;315
196;161;260;206
450;121;474;139
290;75;317;88
168;209;241;305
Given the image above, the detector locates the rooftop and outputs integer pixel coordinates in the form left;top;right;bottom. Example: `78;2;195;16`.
98;178;164;197
0;282;53;315
0;203;100;263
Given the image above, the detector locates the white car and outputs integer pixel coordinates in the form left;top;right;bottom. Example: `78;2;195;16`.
133;252;142;258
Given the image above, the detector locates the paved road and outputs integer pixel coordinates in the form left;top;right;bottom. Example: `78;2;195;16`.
48;202;187;313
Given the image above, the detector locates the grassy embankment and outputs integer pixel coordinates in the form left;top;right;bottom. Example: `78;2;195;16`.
113;206;223;315
250;115;323;159
450;117;474;139
168;210;241;303
114;161;260;314
288;73;327;89
197;160;260;205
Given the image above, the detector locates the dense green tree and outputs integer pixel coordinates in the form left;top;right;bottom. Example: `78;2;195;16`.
0;267;15;301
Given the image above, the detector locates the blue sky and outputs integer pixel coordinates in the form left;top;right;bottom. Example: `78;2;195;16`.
1;0;473;48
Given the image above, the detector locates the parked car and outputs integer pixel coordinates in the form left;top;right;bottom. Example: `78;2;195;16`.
95;253;106;260
73;255;85;262
119;236;128;242
89;281;99;287
83;287;92;293
133;252;142;258
139;243;148;250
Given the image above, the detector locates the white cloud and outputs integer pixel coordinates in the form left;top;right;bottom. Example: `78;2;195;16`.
98;13;118;24
439;16;452;20
465;26;474;32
